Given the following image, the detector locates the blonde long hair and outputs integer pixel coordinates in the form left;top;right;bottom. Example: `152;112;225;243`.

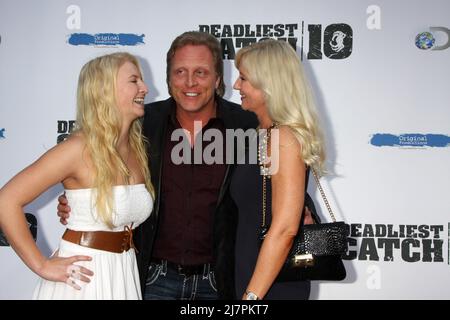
235;39;326;174
75;52;154;227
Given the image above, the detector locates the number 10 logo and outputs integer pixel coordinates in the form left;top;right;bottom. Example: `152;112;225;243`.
307;23;353;60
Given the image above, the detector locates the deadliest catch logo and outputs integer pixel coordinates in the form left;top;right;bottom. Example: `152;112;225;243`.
199;22;353;60
344;223;444;263
57;120;76;144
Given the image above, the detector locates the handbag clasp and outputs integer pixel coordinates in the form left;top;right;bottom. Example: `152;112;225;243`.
293;253;314;267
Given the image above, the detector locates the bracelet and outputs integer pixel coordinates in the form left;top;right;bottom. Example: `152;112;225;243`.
245;290;259;300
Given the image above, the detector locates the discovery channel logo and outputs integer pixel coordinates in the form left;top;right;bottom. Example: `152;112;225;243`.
67;33;145;46
370;133;450;148
415;27;450;50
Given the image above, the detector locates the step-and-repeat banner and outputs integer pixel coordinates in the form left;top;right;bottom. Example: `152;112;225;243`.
1;0;449;299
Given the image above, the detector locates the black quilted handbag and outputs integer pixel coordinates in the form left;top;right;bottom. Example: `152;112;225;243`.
260;168;348;282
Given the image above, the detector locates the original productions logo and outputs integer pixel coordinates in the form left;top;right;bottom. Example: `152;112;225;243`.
199;22;353;60
67;33;145;47
415;27;450;50
370;133;450;148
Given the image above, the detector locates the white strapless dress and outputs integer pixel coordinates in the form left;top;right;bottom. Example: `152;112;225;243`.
33;184;153;300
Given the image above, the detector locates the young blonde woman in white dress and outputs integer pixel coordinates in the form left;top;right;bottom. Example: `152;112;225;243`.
0;52;154;299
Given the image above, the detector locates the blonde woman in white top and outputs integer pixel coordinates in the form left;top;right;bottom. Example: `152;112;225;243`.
0;52;154;299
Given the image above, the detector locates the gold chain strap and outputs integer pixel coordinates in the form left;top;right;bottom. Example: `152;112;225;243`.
261;168;337;227
259;125;274;228
311;169;336;222
261;174;266;227
259;125;337;227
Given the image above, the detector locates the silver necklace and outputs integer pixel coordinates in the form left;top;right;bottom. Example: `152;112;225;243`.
257;123;277;177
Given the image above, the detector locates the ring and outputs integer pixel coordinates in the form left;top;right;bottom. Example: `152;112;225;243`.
66;264;80;274
66;264;82;280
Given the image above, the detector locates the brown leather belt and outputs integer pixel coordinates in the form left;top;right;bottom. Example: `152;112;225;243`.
62;227;136;253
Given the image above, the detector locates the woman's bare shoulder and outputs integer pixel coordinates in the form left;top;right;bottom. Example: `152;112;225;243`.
56;132;86;152
275;125;301;150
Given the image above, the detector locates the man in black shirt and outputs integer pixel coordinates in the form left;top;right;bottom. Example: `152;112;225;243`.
136;31;257;299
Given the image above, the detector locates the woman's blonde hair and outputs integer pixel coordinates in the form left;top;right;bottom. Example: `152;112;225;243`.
235;39;326;174
75;52;154;227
